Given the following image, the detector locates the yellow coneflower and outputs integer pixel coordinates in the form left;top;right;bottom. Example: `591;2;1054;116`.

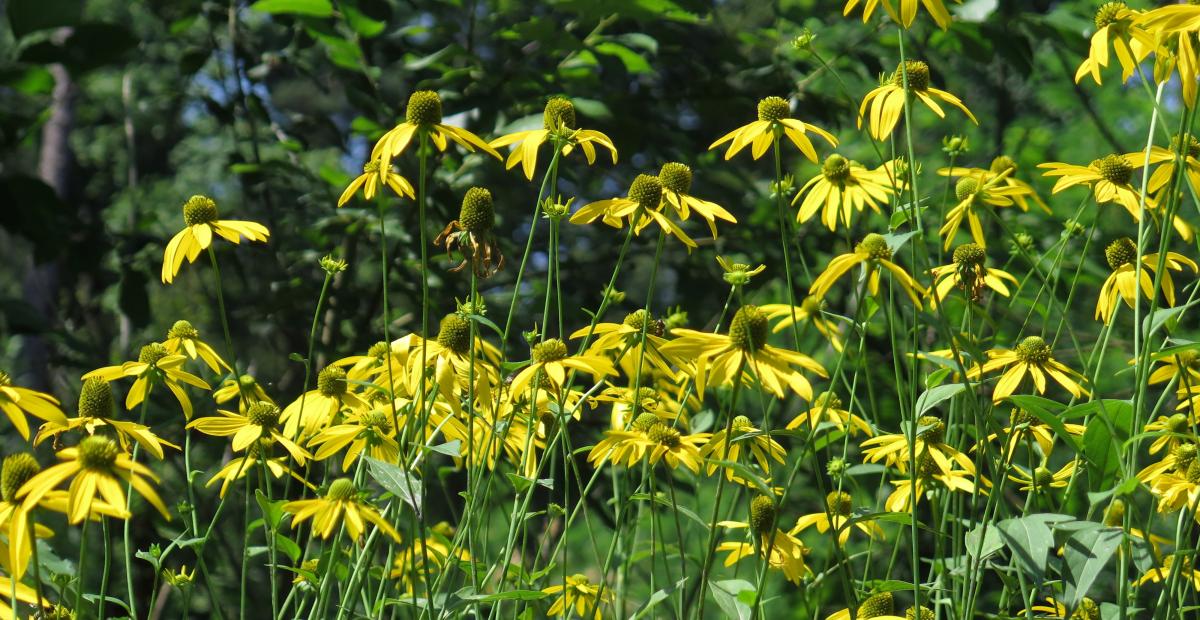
660;305;828;400
570;309;674;377
307;408;399;471
1076;2;1156;85
371;90;500;176
0;453;53;578
84;342;210;419
760;298;845;352
716;496;811;585
206;439;309;498
1028;597;1100;620
885;454;984;512
938;170;1023;250
336;158;415;207
280;365;369;439
389;522;469;594
968;336;1088;402
843;0;960;30
161;195;269;284
862;415;975;476
541;573;612;620
0;370;67;441
163;320;229;374
791;491;883;546
588;381;695;431
213;373;273;412
433;187;505;277
700;415;785;480
658;162;737;238
1007;460;1078;493
588;413;665;469
508;338;616;398
928;243;1018;308
939;155;1050;213
282;478;399;543
36;378;178;460
569;174;698;249
1039;154;1149;222
794;154;894;231
1136;555;1200;591
709;96;837;162
859;61;977;141
18;435;169;524
1095;237;1197;324
825;592;906;620
786;391;873;436
810;233;926;305
490;96;617;181
985;407;1086;461
188;402;311;465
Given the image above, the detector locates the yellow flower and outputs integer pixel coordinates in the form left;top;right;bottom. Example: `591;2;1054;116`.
928;243;1018;308
700;415;785;480
660;305;827;400
861;415;975;476
1028;596;1100;619
1144;412;1194;457
0;572;40;619
569;174;698;249
843;0;959;30
657;162;737;238
0;453;55;579
389;522;469;594
0;370;67;440
643;422;709;473
18;435;169;524
1126;137;1200;240
825;592;906;620
985;407;1086;462
1039;154;1150;222
541;573;612;620
588;382;694;431
187;402;311;465
859;61;977;141
570;309;675;378
161;195;269;284
1007;460;1078;493
336;158;415;207
786;391;873;436
709;96;837;162
205;440;308;498
330;341;409;383
35;378;178;460
163;320;229;374
810;233;926;305
307;408;399;471
716;497;811;585
1136;555;1200;591
794;154;894;231
371;90;500;178
1148;347;1200;386
588;414;662;469
939;155;1050;213
885;454;984;512
967;336;1088;402
509;338;616;398
1095;237;1198;324
938;170;1023;250
84;342;210;419
1076;2;1156;85
282;478;399;543
280;366;369;439
490;96;617;180
791;491;883;546
760;298;845;352
213;374;273;413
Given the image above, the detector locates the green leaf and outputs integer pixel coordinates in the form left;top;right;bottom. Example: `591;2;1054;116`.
274;533;302;562
709;579;754;620
964;522;1003;561
452;587;547;603
594;41;653;74
706;460;773;497
364;457;423;517
996;515;1055;587
915;382;967;416
1080;400;1134;491
426;440;461;458
1142;300;1197;337
255;489;286;529
632;577;687;619
250;0;333;17
7;0;82;38
1063;526;1122;611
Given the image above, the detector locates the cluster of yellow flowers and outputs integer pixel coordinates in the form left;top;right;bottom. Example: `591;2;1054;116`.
4;1;1200;618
